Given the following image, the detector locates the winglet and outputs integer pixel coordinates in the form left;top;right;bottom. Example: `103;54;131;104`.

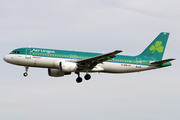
122;48;126;53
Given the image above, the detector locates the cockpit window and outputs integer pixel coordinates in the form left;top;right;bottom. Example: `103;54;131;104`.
11;51;20;54
11;51;15;53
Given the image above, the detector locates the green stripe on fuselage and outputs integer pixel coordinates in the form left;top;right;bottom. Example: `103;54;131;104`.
10;47;157;66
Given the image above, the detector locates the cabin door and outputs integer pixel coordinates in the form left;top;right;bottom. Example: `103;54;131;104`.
26;49;31;59
136;58;141;68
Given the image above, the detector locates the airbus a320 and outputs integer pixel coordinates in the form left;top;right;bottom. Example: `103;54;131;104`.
3;32;175;83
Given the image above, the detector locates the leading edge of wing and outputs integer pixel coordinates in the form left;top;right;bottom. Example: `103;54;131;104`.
77;50;123;64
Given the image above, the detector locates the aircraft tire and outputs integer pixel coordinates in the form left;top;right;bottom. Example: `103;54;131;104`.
76;77;82;83
23;72;28;77
84;74;91;80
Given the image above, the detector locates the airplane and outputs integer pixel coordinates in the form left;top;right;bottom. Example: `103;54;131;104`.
3;32;175;83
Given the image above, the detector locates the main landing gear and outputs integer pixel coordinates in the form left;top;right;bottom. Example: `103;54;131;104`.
23;66;29;77
75;72;91;83
84;74;91;80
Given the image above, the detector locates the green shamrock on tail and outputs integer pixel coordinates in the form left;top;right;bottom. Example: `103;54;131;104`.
150;41;164;53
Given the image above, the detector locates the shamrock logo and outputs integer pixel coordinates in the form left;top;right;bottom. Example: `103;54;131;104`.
150;41;164;53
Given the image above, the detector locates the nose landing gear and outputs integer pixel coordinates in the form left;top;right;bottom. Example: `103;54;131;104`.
23;66;29;77
23;72;28;77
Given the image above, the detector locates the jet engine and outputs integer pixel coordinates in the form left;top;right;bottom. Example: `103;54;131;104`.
48;68;71;77
60;61;78;72
53;61;78;72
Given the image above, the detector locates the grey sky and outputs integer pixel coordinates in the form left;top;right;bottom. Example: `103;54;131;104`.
0;0;180;120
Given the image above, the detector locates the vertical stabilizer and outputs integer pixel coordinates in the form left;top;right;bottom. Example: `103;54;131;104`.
138;32;169;60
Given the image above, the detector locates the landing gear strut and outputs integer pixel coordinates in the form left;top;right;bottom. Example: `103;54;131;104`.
23;66;29;77
75;72;82;83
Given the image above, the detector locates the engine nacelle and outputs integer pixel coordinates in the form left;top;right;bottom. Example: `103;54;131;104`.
48;68;71;77
60;61;78;72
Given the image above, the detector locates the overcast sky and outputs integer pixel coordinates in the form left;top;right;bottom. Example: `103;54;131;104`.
0;0;180;120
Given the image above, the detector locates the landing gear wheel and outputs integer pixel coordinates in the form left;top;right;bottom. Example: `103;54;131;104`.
76;77;83;83
23;72;28;77
23;66;29;77
84;74;91;80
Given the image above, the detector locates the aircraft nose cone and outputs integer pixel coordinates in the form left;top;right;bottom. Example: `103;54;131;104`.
3;55;9;62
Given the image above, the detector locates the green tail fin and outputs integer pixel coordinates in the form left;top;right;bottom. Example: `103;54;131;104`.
138;32;169;60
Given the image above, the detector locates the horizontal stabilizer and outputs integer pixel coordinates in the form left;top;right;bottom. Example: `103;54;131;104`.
150;58;175;65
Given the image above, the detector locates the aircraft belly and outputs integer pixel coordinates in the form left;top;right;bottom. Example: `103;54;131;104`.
98;62;157;73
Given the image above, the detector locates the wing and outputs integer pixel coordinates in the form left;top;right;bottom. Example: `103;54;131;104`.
76;50;123;70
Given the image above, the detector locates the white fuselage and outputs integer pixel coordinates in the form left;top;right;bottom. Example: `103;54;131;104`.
4;54;158;73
